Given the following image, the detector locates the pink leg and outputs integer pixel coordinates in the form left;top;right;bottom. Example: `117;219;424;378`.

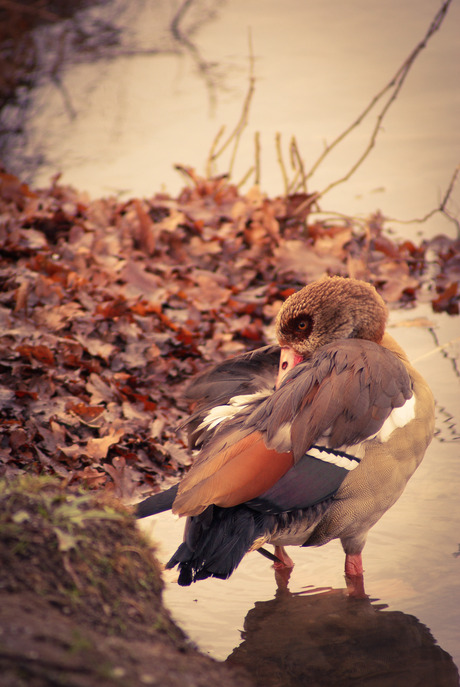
344;553;367;599
344;553;363;577
273;545;294;570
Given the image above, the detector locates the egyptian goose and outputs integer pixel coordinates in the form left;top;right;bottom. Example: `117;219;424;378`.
136;276;435;587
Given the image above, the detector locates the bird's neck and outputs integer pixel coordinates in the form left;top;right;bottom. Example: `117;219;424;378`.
379;332;410;363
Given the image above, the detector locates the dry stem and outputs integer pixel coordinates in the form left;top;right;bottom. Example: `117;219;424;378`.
206;29;256;179
275;132;289;195
386;164;460;236
289;136;308;194
311;0;453;198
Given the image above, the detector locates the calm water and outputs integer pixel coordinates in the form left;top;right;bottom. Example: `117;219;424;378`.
140;306;460;682
5;0;460;240
8;0;460;681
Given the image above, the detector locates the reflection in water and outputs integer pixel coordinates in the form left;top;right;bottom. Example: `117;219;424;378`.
227;578;459;687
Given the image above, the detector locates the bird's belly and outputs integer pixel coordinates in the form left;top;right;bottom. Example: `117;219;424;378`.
267;520;317;547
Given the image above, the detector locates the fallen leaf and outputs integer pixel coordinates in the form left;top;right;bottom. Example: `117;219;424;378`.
86;429;124;461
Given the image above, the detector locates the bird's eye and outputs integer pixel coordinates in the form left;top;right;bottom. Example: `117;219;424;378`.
292;315;312;337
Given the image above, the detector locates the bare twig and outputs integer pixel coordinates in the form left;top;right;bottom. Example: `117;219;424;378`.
385;164;460;237
237;165;255;189
206;29;256;178
289;136;308;194
411;336;460;365
206;126;226;178
254;131;261;185
307;208;369;228
307;165;460;236
308;0;453;198
275;132;289;195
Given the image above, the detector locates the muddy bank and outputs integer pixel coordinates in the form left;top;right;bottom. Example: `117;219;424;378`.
0;475;253;687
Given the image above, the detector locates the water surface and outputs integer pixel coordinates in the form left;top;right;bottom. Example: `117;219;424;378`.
6;0;460;239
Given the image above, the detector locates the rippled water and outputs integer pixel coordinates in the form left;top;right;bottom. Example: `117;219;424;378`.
140;306;460;683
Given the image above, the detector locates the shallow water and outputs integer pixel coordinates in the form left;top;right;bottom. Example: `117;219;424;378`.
140;306;460;681
5;0;460;240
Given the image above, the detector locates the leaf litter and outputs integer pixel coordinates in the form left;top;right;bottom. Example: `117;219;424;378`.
0;167;459;499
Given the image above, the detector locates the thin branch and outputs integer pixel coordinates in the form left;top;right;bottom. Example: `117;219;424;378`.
276;132;289;195
206;125;226;178
386;164;460;236
254;131;261;185
289;135;307;194
307;208;369;228
306;165;460;236
206;29;256;178
410;336;460;366
308;0;453;194
237;165;255;189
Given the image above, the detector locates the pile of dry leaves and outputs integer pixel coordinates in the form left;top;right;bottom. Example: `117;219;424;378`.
0;167;459;499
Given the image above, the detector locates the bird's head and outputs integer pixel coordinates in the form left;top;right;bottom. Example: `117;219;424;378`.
274;276;388;386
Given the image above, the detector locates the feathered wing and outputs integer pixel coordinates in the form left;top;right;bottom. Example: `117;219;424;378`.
173;338;413;518
134;346;281;520
165;339;415;585
254;339;412;461
172;432;294;516
182;345;280;449
135;484;178;519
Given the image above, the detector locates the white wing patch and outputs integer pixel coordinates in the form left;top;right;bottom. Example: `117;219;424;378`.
267;422;291;453
198;392;268;432
373;394;416;442
306;446;360;471
197;391;416;468
307;394;416;470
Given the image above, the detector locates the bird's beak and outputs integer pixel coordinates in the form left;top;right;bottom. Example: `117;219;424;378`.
276;347;303;389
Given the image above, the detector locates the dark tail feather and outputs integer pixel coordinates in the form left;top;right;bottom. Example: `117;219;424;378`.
165;504;271;586
135;484;179;519
164;503;330;586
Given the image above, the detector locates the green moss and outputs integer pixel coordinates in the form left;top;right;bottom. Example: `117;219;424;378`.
0;474;182;643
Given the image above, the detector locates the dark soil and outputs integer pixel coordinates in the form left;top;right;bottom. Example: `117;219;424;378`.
0;475;253;687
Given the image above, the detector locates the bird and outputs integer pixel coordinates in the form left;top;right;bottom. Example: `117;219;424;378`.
135;276;435;588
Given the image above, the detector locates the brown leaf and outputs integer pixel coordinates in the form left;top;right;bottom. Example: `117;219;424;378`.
346;255;369;281
0;170;37;206
16;344;55;366
104;455;137;498
67;402;105;423
79;466;108;489
86;429;124;461
376;262;419;303
134;198;156;255
274;240;343;282
432;282;459;314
